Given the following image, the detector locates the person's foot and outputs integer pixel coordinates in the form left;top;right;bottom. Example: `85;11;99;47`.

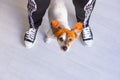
24;28;37;48
81;26;93;47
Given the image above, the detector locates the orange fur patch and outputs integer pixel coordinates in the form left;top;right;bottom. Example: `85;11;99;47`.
54;28;75;39
73;22;83;30
51;20;61;28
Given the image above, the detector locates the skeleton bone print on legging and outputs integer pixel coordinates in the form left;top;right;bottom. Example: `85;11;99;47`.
84;0;96;27
28;0;37;28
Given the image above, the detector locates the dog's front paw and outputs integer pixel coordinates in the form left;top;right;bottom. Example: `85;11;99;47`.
44;36;52;43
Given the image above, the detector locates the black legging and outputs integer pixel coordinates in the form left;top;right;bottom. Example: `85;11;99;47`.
27;0;96;29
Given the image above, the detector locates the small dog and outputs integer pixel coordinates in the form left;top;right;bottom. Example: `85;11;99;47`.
45;0;83;52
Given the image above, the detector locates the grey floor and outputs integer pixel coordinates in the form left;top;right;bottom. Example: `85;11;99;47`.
0;0;120;80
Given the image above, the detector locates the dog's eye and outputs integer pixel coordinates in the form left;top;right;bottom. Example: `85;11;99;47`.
59;37;64;42
68;38;72;42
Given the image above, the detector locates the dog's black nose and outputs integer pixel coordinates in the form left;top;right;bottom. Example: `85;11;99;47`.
62;46;67;51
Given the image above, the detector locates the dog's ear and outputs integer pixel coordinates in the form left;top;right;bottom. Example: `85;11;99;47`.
72;22;83;38
51;20;61;29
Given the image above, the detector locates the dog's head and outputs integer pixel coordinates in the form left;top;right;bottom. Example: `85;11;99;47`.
51;20;83;52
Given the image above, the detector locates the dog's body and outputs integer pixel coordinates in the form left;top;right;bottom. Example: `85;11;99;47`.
48;0;69;29
45;0;83;52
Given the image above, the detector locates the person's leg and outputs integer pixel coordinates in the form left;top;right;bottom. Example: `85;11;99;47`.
73;0;96;47
24;0;50;48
